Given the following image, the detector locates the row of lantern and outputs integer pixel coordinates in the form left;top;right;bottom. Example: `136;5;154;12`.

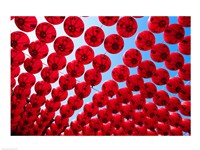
12;93;190;135
12;72;191;135
11;16;190;55
11;49;191;135
11;16;191;135
11;46;191;87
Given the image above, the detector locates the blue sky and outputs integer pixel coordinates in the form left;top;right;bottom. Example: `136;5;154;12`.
11;16;191;134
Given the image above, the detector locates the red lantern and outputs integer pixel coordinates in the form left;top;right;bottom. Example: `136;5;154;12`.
11;77;16;88
166;77;184;93
45;16;65;25
97;108;112;123
152;68;170;85
98;16;119;26
134;125;148;135
83;102;98;118
133;16;143;18
92;54;111;73
49;123;60;135
70;120;82;135
122;120;135;135
137;60;156;78
140;82;157;98
147;16;169;33
113;127;125;136
106;98;122;114
11;66;20;78
135;30;155;51
144;117;157;132
181;118;190;133
30;93;46;107
132;111;145;126
150;43;170;62
11;95;26;111
164;24;185;44
38;110;54;126
11;48;25;67
67;95;83;110
11;31;30;51
89;118;103;133
126;74;144;91
51;87;68;102
111;114;124;129
101;123;114;135
35;22;56;43
41;67;59;83
116;87;133;104
178;63;191;81
24;57;43;74
168;112;182;127
153;90;169;106
48;126;60;135
120;104;135;120
101;80;119;98
131;94;146;110
64;127;74;135
74;82;91;98
55;114;69;130
77;112;90;127
156;122;170;135
146;129;158;136
59;74;76;91
178;16;191;27
179;101;190;116
60;104;74;118
53;36;74;56
18;72;36;88
24;103;38;118
165;52;184;70
169;126;183;136
14;85;31;99
75;45;94;65
156;108;169;123
104;34;124;54
112;65;130;82
123;48;142;68
166;97;181;112
82;125;95;135
116;16;138;38
47;52;66;70
64;16;84;37
34;81;52;96
178;36;191;55
84;69;102;86
178;84;191;101
66;60;84;78
28;40;49;59
84;26;105;47
92;92;108;107
15;16;37;32
143;102;158;118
